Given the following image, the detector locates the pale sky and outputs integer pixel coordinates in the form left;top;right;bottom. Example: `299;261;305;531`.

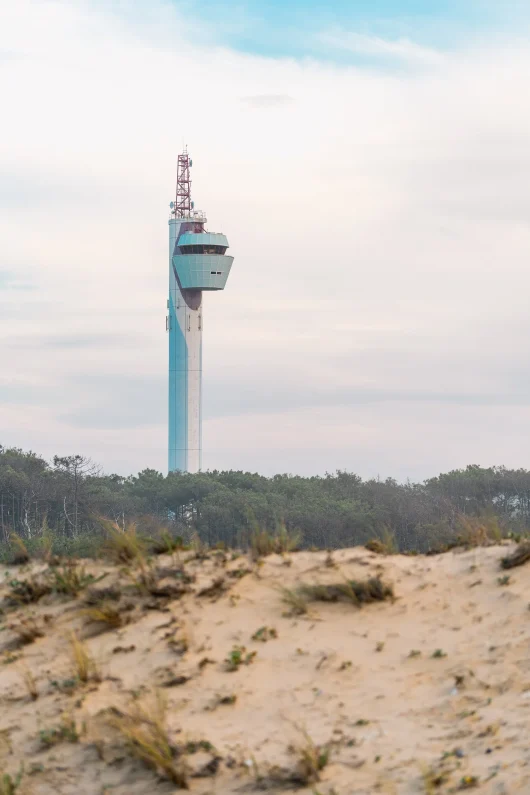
2;0;530;479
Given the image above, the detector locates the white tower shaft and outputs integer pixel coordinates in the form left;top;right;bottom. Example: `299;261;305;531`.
167;150;234;473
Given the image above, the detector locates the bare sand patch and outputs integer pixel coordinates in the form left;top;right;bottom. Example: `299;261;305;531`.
0;544;528;793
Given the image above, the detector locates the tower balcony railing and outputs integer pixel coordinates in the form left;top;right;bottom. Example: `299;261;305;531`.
170;209;207;223
177;231;228;250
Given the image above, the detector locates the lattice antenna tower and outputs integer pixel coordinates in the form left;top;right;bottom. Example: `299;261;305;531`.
173;147;192;218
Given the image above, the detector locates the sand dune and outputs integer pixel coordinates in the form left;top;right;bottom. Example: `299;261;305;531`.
0;543;528;794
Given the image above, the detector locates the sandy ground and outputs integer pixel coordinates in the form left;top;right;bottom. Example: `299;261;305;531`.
0;543;528;794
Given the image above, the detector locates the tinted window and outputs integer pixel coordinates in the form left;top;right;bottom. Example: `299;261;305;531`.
179;245;227;255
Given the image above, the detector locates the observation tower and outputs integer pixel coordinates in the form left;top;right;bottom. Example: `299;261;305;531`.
167;149;234;472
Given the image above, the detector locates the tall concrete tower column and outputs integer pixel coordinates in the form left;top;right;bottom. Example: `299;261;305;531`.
167;149;234;473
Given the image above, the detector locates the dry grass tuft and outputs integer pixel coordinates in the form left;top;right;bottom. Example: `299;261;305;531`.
299;576;394;606
365;539;387;554
70;631;100;683
250;524;302;560
458;775;480;790
37;525;54;561
122;542;192;601
365;527;398;555
131;516;185;556
129;559;157;595
458;515;503;547
49;562;95;597
167;631;189;657
501;540;530;569
80;602;124;631
102;522;146;564
197;577;227;599
254;731;331;789
8;534;29;566
109;690;188;787
84;584;122;605
293;731;331;785
277;585;309;616
156;564;195;585
9;617;44;647
132;561;191;599
19;664;38;700
421;762;450;793
147;580;191;599
6;576;51;606
150;530;184;555
190;531;209;560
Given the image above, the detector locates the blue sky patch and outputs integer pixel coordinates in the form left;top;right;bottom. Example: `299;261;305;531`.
171;0;530;61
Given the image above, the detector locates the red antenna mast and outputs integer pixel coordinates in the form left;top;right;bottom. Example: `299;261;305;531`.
173;147;192;218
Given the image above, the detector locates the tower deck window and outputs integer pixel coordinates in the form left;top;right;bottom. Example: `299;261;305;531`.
179;244;227;255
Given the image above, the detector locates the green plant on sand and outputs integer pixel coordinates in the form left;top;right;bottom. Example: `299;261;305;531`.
49;562;96;596
39;715;79;747
251;626;277;642
225;645;257;671
0;768;23;795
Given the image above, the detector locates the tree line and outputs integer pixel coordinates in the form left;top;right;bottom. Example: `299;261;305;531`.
2;445;530;553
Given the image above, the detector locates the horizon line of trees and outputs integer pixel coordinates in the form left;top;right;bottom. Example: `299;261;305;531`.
2;445;530;552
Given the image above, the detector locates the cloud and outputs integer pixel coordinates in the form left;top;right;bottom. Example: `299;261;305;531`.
2;0;530;478
0;168;123;211
58;374;165;430
316;30;446;66
0;50;20;62
0;270;14;289
8;333;137;350
203;401;530;481
241;94;295;108
0;383;47;404
0;269;33;291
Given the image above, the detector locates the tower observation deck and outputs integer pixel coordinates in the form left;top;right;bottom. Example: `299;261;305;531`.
167;149;234;472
